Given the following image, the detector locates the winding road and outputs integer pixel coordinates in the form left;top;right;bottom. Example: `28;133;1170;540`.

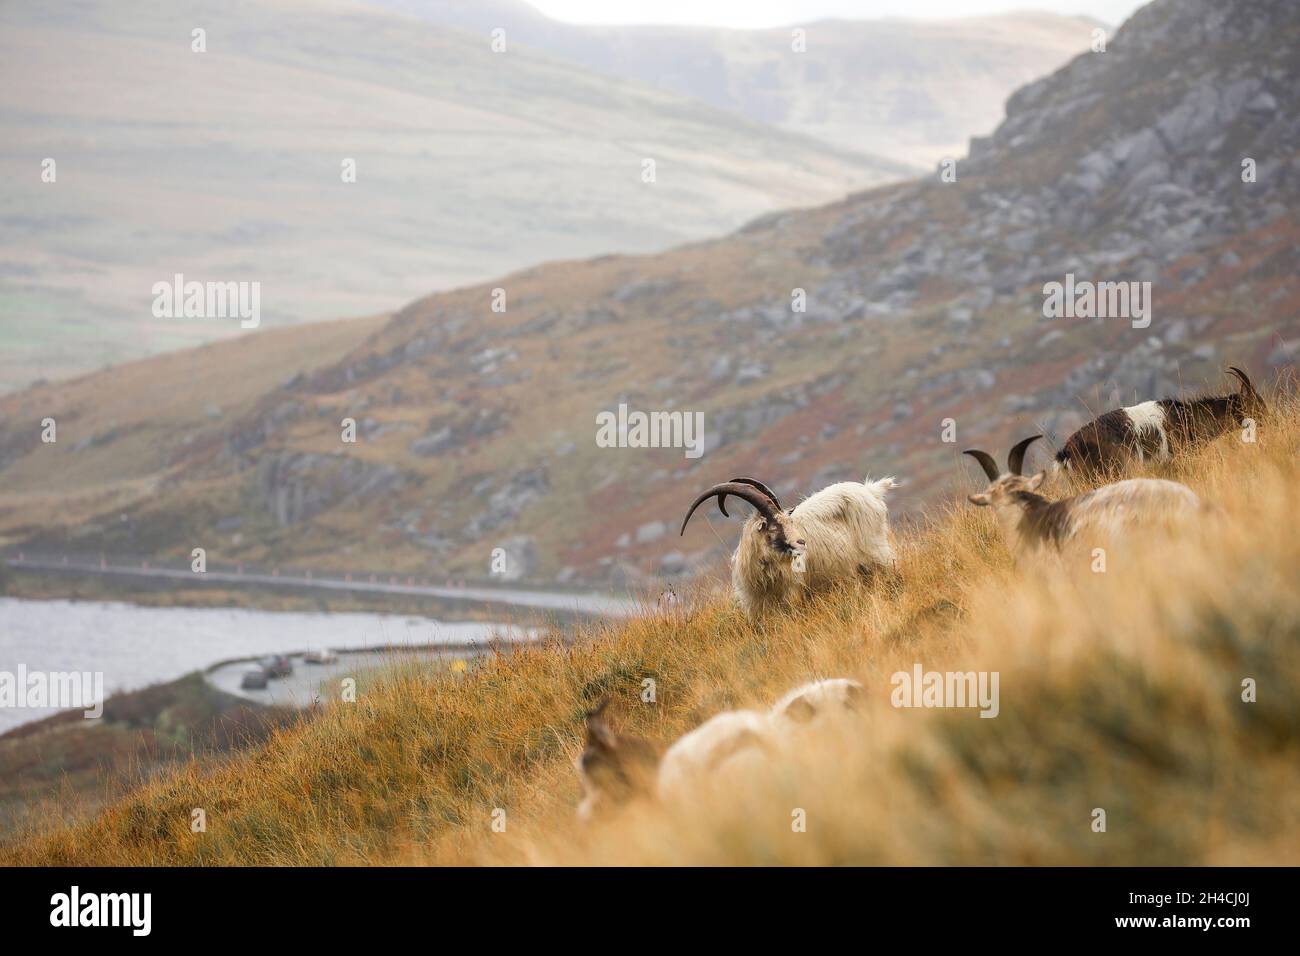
7;553;636;618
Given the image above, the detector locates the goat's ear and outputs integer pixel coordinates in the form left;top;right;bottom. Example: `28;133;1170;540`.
584;701;619;750
968;493;991;506
1026;471;1046;492
782;695;818;724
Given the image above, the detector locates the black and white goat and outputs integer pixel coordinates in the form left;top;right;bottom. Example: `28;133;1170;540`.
965;435;1201;563
1055;366;1266;475
679;475;898;618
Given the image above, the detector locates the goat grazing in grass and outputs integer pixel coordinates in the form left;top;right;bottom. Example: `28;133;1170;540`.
769;678;867;731
965;435;1201;563
574;699;660;823
658;678;867;800
576;679;865;820
1055;366;1266;475
679;474;898;618
654;708;772;805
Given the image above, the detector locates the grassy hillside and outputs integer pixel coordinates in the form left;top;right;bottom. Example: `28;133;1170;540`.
5;394;1297;866
0;672;295;840
0;313;387;549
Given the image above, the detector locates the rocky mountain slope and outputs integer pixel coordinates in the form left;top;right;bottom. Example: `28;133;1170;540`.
0;0;906;393
368;0;1103;167
1;0;1296;591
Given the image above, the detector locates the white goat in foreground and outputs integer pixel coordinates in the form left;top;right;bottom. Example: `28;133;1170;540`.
576;679;865;821
768;677;867;731
679;475;899;618
964;435;1202;564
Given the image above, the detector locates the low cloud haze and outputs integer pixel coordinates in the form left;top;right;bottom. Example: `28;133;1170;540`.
528;0;1141;28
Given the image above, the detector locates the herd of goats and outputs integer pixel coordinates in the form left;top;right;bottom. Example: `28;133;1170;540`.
574;366;1269;821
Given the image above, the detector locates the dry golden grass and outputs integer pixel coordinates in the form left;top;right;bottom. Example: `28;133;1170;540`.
4;398;1299;866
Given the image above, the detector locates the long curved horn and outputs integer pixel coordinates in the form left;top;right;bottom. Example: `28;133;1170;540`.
963;449;1001;482
1226;366;1260;398
680;482;782;536
725;476;782;512
1007;434;1043;476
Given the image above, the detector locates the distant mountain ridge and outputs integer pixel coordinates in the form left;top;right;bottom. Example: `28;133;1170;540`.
0;0;906;393
365;0;1104;166
1;0;1296;592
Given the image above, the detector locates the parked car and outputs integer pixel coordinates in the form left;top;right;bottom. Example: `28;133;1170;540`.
240;667;269;690
304;648;338;665
261;655;294;678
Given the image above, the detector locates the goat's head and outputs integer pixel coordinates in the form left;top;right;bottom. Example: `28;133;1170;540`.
1225;365;1268;424
771;678;867;730
680;480;802;556
964;435;1046;508
575;699;658;822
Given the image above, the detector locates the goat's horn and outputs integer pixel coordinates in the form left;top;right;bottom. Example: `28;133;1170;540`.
680;482;781;536
1226;366;1259;396
1007;434;1043;476
963;449;1001;482
725;476;783;513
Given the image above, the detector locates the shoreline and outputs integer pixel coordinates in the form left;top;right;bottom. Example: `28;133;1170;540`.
2;556;635;623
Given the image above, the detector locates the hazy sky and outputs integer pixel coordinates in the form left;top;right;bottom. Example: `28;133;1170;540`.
527;0;1146;28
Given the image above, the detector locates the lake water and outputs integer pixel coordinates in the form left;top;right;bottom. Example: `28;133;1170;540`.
0;598;529;734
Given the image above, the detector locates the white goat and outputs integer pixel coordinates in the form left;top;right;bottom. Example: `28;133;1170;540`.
655;708;772;804
768;677;867;732
964;435;1202;563
679;475;898;618
576;678;865;819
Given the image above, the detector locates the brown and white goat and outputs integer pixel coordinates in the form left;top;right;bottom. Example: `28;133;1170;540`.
679;474;898;618
1055;366;1266;475
965;435;1201;563
574;699;660;823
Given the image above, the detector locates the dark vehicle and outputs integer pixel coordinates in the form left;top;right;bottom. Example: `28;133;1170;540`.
239;667;269;690
261;655;294;679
